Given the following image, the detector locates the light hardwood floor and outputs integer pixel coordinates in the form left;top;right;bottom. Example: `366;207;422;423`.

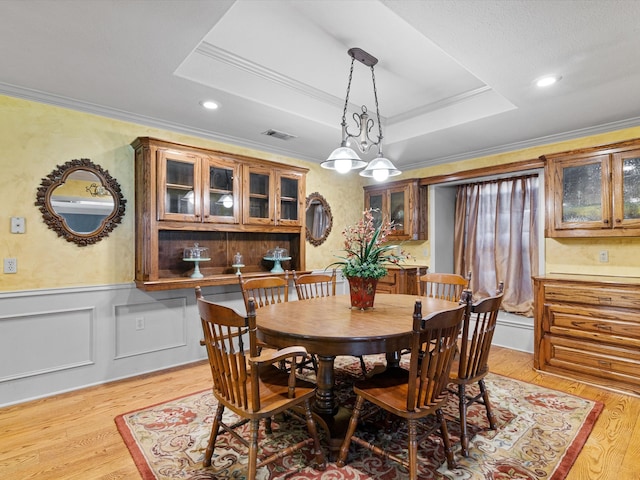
1;346;639;479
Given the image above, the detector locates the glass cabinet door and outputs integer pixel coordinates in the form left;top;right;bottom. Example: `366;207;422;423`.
389;188;407;236
243;165;274;225
157;150;201;222
277;172;303;226
551;154;611;231
613;149;640;228
205;157;240;224
365;190;386;228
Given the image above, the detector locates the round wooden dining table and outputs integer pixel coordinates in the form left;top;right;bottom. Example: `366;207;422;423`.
257;293;460;444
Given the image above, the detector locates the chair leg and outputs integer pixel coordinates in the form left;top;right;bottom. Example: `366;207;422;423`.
436;408;457;470
336;395;365;467
457;383;469;457
203;403;224;467
247;419;260;480
479;379;497;430
303;399;327;470
358;356;367;377
264;417;273;434
407;419;418;480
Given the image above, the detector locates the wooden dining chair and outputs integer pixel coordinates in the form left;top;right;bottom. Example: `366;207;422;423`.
238;273;315;374
238;273;290;309
449;282;504;456
292;270;367;376
336;299;469;478
195;287;326;479
293;270;337;300
416;269;471;302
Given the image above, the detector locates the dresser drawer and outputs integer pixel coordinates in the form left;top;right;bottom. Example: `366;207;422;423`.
543;334;640;390
378;271;398;286
547;304;640;346
544;284;640;309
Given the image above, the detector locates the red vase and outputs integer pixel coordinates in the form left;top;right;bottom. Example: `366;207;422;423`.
347;276;378;310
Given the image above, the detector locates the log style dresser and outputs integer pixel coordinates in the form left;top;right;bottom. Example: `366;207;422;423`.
533;274;640;397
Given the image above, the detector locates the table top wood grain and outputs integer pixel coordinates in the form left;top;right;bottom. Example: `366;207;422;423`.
257;294;460;357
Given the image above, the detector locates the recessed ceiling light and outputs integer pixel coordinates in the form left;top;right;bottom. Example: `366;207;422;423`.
535;75;562;88
200;100;219;110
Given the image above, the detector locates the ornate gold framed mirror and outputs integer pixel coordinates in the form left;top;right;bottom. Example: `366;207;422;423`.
35;158;126;246
305;192;332;246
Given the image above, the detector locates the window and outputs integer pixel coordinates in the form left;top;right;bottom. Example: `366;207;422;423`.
454;175;539;316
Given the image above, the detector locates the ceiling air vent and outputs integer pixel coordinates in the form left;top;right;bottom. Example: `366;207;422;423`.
261;129;296;141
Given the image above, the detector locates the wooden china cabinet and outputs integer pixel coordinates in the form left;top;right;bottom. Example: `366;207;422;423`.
132;137;307;290
364;178;427;240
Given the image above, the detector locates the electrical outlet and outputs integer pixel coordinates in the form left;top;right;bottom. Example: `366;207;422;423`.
599;250;609;263
4;258;17;274
135;317;145;330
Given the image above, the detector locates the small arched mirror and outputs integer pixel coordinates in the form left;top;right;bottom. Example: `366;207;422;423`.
305;192;332;247
35;158;126;246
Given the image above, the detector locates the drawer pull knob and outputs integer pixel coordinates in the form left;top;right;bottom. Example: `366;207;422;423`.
598;297;612;304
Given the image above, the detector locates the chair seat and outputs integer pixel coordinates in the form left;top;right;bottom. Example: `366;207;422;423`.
255;364;317;405
354;367;448;418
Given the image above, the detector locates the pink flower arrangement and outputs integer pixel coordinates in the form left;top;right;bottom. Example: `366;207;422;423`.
329;209;410;279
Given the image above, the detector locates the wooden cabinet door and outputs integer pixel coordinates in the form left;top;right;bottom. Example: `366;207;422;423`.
612;148;640;229
157;149;202;222
242;164;275;225
548;154;611;232
276;170;304;226
204;156;240;224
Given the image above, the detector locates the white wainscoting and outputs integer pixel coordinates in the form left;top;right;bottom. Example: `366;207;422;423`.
0;275;533;407
0;283;242;407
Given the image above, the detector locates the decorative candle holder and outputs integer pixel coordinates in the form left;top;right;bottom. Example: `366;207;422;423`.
232;252;244;276
183;243;211;278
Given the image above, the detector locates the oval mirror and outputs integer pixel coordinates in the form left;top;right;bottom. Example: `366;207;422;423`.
35;158;126;246
305;192;332;247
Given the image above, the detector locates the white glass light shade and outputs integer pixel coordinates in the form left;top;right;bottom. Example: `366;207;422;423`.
359;156;402;181
321;146;367;173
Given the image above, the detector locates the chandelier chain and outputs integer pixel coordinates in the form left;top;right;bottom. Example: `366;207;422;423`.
371;65;383;144
341;58;356;126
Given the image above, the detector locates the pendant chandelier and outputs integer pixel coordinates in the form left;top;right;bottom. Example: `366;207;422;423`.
321;47;401;182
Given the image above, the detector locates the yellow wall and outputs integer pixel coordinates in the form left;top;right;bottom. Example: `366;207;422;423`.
0;95;364;291
393;126;640;275
1;93;639;293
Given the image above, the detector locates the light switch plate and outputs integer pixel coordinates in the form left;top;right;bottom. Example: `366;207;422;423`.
10;217;25;234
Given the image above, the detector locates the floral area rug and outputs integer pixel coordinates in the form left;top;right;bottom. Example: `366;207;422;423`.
115;356;602;480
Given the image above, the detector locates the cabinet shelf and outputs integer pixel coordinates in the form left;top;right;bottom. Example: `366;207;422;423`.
137;270;310;291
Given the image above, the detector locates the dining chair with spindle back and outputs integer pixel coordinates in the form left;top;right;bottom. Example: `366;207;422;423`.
416;269;472;302
449;282;504;456
195;286;326;479
336;297;469;478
